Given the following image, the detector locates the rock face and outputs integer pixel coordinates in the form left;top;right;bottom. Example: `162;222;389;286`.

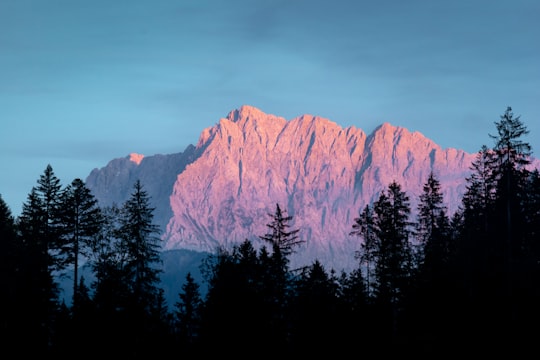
86;147;200;233
86;105;479;272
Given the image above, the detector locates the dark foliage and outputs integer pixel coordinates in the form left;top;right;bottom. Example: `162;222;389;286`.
1;107;539;356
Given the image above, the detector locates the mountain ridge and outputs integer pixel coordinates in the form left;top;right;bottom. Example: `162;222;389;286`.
85;105;528;272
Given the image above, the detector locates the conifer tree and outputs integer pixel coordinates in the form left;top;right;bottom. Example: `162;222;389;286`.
368;181;414;347
290;260;340;350
118;179;162;312
259;203;304;346
59;178;103;307
259;203;303;260
174;272;203;347
116;179;163;355
372;181;414;305
489;106;534;344
0;195;23;352
350;204;377;296
35;164;64;269
411;172;455;346
415;171;451;275
86;204;128;315
16;165;66;354
17;187;60;354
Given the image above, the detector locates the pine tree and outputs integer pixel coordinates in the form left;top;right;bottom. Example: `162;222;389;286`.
410;172;455;348
17;187;60;354
116;179;163;355
35;164;64;270
336;267;372;351
174;272;203;347
86;204;128;314
85;204;131;355
370;180;414;348
290;260;340;351
415;171;451;275
118;179;162;311
58;178;103;308
259;203;303;260
489;107;535;346
490;106;531;171
258;203;304;348
350;204;377;297
0;195;23;352
372;181;413;304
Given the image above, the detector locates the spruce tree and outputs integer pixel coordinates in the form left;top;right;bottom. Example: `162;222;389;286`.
117;180;162;308
17;187;60;354
0;195;23;353
116;179;163;355
290;260;340;350
174;272;203;348
58;178;103;308
415;171;451;276
350;204;377;297
259;203;303;260
35;164;64;270
86;204;128;314
489;107;534;346
370;181;414;348
372;181;413;305
411;172;454;348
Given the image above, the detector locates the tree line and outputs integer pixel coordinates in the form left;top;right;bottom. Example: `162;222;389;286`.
1;106;539;357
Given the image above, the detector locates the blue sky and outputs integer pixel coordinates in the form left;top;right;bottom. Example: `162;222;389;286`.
1;0;539;216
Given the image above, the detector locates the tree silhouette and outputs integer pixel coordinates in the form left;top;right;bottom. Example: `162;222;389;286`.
174;272;203;348
118;179;162;311
16;165;65;354
370;181;414;347
350;204;377;297
0;195;24;353
259;203;303;259
58;178;103;308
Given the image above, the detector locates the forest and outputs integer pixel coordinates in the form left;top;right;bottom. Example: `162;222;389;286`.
1;107;539;357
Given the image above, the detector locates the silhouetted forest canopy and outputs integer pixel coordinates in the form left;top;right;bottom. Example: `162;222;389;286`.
1;107;540;357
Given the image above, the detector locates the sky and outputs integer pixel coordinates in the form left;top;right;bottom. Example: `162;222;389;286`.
1;0;539;216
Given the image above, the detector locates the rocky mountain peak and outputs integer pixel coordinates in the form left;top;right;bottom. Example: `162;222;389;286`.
87;106;484;272
129;153;144;165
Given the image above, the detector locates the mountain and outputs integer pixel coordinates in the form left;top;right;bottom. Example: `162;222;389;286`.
86;105;480;272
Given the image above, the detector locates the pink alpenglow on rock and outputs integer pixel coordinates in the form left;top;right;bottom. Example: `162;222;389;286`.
86;105;540;272
129;153;144;165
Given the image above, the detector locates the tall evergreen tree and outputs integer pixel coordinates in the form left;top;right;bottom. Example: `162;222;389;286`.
14;165;66;354
350;204;377;297
35;164;64;270
58;178;103;308
0;195;23;353
490;106;531;171
259;203;303;260
372;181;414;306
409;172;456;348
86;204;128;313
336;266;372;350
369;181;414;348
289;260;340;351
85;204;132;355
458;144;500;311
415;171;452;274
17;187;60;354
116;179;163;356
118;179;162;311
174;272;203;347
489;106;534;345
258;203;304;347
